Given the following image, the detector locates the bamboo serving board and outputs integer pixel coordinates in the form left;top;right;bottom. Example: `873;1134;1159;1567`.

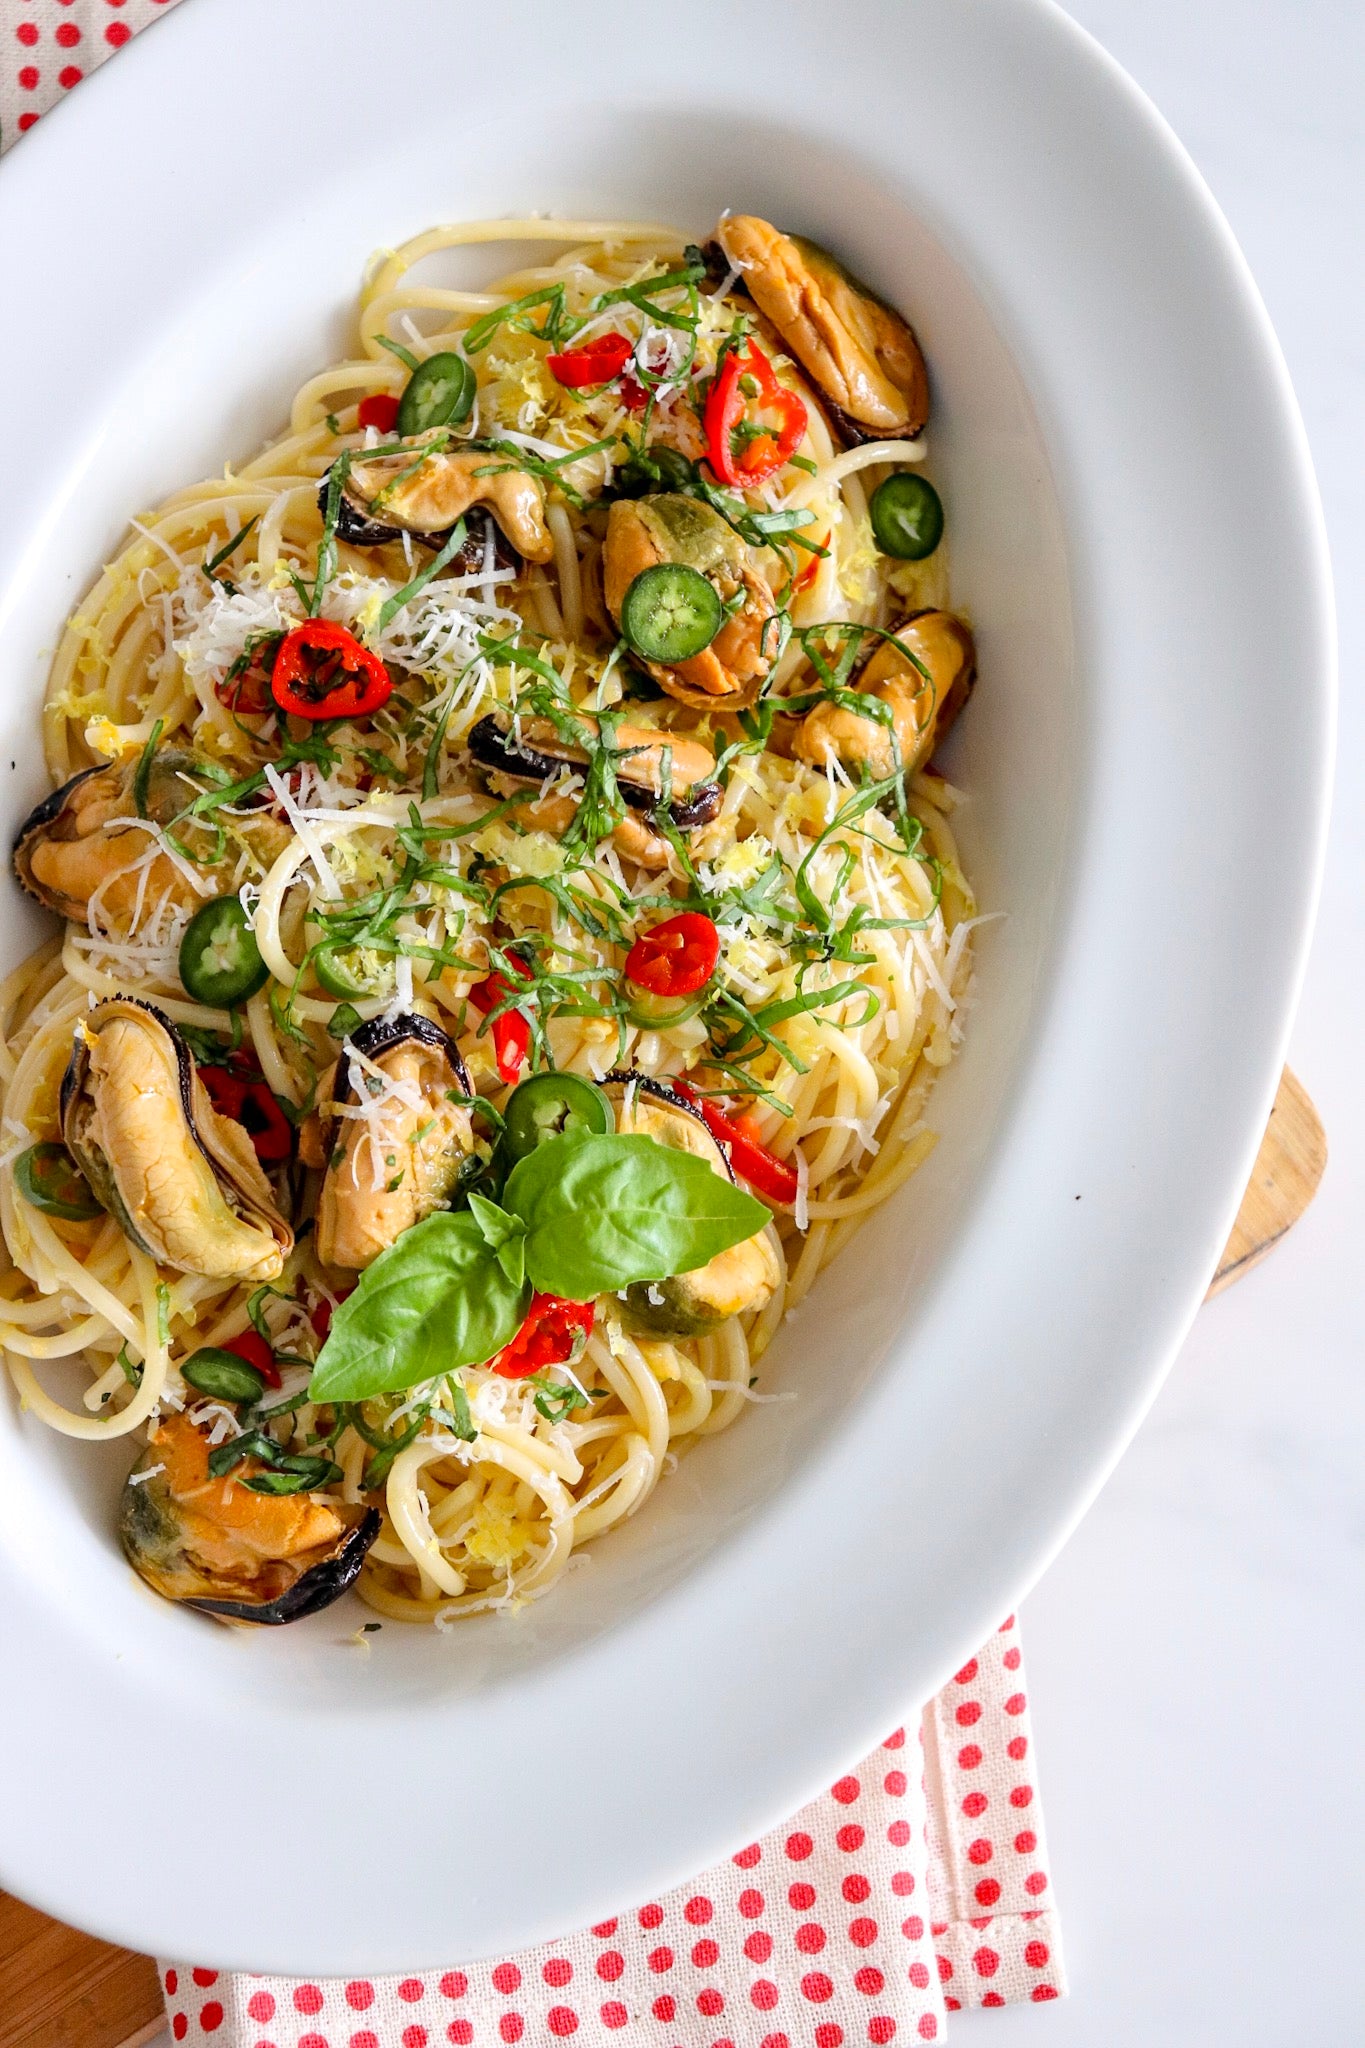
0;1068;1327;2048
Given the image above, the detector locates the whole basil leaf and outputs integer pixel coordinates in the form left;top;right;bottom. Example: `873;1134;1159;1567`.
504;1133;768;1301
308;1212;528;1403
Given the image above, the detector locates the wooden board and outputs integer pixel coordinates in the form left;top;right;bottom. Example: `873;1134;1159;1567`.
0;1067;1327;2047
0;1891;162;2048
1207;1067;1327;1297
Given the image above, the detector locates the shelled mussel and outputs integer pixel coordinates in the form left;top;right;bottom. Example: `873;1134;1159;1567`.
60;998;292;1281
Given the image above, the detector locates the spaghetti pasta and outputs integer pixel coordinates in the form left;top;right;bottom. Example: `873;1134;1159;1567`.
1;214;979;1627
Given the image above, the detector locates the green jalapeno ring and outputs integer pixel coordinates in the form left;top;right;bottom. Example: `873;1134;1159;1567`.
179;896;269;1006
397;352;476;436
869;472;944;561
502;1072;614;1163
620;564;723;664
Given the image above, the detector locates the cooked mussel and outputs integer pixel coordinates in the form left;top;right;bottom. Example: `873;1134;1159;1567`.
313;1013;477;1271
603;1071;781;1337
469;711;722;870
331;486;524;574
713;215;929;444
323;436;553;563
15;748;211;926
121;1411;379;1624
794;609;976;780
60;998;292;1281
603;495;778;711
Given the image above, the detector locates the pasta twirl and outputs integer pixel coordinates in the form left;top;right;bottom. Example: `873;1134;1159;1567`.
1;214;979;1627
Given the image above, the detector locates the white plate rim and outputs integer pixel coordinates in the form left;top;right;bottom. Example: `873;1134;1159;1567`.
0;0;1334;1970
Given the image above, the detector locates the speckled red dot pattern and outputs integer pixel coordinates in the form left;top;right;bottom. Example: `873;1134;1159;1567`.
158;1620;1062;2042
0;0;182;146
1;14;1065;2039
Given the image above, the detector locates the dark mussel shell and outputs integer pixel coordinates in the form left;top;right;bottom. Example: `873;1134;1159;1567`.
11;763;105;899
468;717;723;834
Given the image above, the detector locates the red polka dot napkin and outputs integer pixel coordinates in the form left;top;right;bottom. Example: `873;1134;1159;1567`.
158;1618;1064;2046
0;0;182;147
2;18;1066;2041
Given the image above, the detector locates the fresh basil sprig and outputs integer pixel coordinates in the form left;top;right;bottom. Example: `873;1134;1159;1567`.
307;1131;767;1404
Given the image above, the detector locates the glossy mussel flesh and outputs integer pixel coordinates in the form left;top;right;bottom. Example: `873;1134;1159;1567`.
711;214;929;445
121;1411;379;1625
60;998;292;1281
322;436;552;563
15;748;208;925
469;714;723;837
313;1013;477;1271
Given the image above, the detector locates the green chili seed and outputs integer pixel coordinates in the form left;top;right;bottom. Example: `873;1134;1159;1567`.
397;352;476;436
869;472;944;561
180;1347;267;1404
179;896;269;1006
620;564;723;664
14;1142;102;1221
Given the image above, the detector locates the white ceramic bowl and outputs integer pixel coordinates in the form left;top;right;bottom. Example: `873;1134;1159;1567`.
0;0;1332;1972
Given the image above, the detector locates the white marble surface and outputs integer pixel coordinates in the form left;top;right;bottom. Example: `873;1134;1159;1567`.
138;3;1362;2040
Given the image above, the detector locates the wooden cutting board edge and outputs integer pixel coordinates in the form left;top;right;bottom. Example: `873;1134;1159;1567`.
1207;1067;1327;1297
0;1066;1327;2048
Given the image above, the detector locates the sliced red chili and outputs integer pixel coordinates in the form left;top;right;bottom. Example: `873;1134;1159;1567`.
216;632;283;715
625;912;720;999
493;1293;595;1378
200;1065;294;1165
270;621;392;722
469;958;532;1085
357;392;401;432
674;1080;800;1205
221;1328;282;1390
620;337;673;412
545;332;634;389
703;340;808;489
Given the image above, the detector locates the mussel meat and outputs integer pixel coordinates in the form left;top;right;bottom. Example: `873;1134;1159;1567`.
313;1014;477;1271
121;1411;379;1624
469;712;722;871
794;609;976;780
713;215;930;444
603;494;779;710
603;1071;781;1337
323;437;553;563
15;748;215;927
60;998;293;1280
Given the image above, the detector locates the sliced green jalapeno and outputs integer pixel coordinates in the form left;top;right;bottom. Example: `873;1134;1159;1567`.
869;472;944;561
502;1072;614;1162
620;564;723;663
180;1347;267;1405
397;352;476;436
179;897;269;1006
